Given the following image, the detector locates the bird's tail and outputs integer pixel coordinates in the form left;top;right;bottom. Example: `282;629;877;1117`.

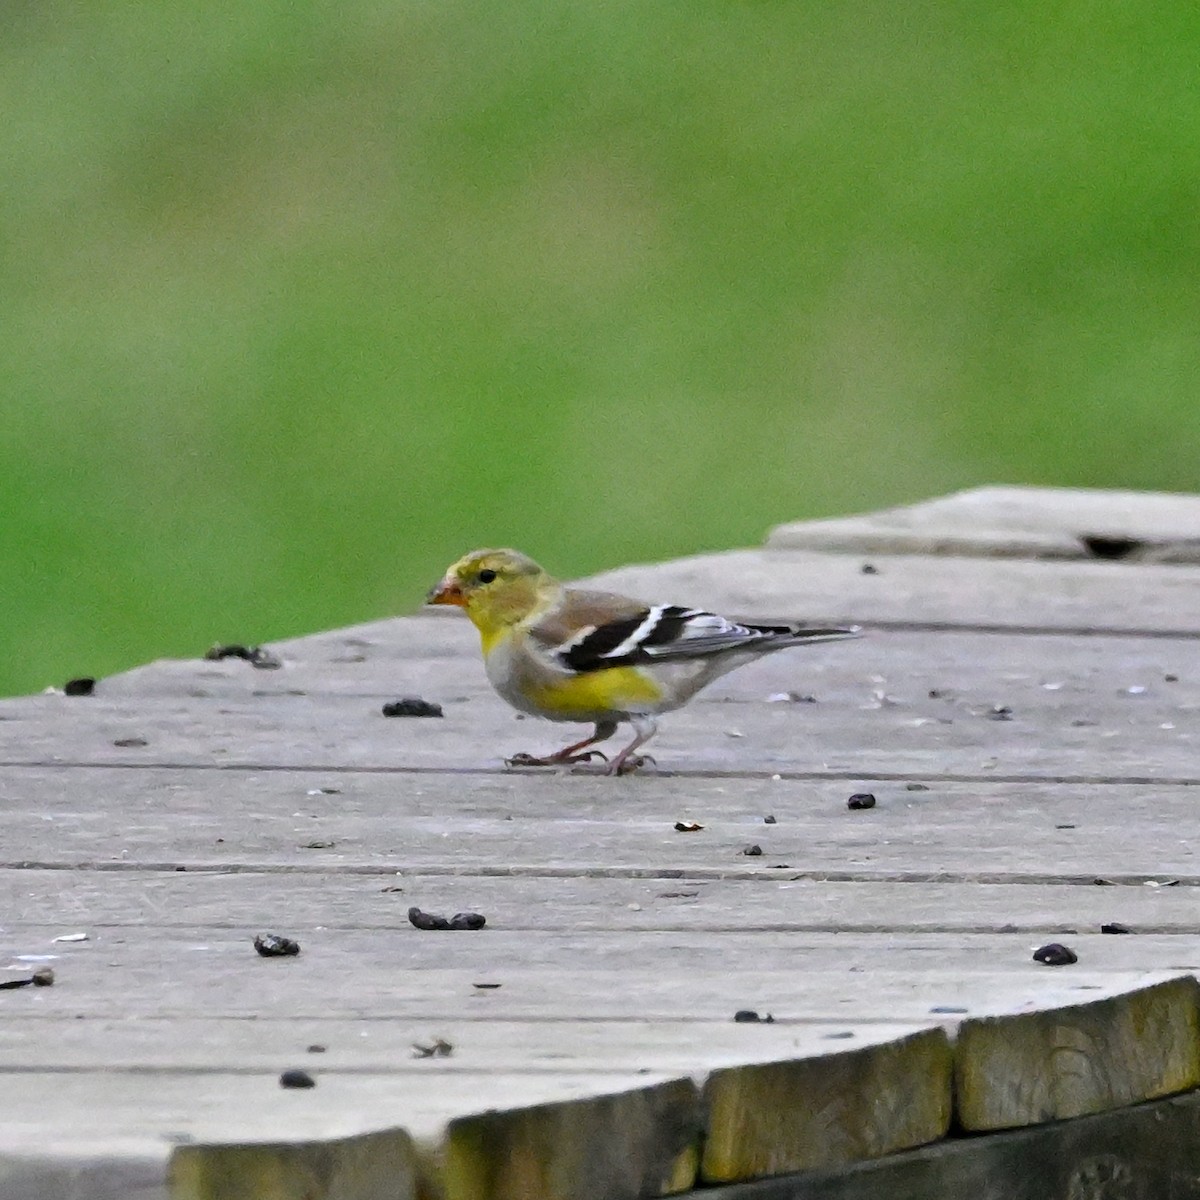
753;623;863;646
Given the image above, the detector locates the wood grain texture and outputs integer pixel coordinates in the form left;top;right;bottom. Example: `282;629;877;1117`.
433;1076;700;1200
6;767;1200;880
700;1027;952;1183
687;1089;1200;1200
954;974;1200;1130
169;1128;417;1200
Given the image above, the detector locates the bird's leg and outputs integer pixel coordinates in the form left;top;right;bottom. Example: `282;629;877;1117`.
507;720;618;768
606;716;658;776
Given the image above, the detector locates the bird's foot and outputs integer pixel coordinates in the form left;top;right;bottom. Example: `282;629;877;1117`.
506;750;609;768
607;753;655;777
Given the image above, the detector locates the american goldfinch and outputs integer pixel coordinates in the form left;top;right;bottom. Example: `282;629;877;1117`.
427;549;861;775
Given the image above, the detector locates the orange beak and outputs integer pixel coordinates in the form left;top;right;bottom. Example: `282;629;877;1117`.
426;577;466;607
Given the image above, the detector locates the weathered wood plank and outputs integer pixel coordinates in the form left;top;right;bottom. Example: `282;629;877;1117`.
765;486;1200;563
4;768;1200;880
0;1072;700;1200
700;1029;951;1183
3;870;1197;935
585;550;1200;635
429;1075;699;1199
1;964;1188;1024
26;996;1170;1180
169;1127;417;1200
4;627;1195;780
688;1088;1200;1200
32;1005;1189;1184
0;1015;942;1075
0;1151;169;1200
3;922;1196;1014
97;620;1200;695
35;622;1200;725
955;974;1200;1130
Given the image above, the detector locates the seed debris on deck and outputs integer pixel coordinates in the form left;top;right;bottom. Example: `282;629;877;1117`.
3;486;1200;1200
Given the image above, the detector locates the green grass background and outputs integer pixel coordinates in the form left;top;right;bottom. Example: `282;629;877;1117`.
4;2;1198;697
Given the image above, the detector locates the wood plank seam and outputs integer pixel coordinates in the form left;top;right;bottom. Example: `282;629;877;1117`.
6;762;1200;788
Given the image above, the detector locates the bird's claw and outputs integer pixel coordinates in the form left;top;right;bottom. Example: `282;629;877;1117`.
609;753;655;776
505;752;551;768
566;749;609;764
506;750;609;768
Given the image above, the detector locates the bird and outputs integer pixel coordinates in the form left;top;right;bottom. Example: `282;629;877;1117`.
426;549;861;775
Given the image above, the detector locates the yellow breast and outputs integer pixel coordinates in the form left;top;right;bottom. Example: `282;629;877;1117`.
478;620;663;718
525;665;663;717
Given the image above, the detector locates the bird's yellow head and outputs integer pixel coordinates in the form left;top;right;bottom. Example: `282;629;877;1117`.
427;549;553;636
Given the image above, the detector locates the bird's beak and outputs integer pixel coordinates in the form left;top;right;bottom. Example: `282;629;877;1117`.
426;576;466;607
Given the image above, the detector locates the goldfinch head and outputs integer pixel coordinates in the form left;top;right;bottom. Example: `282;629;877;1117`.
427;548;552;628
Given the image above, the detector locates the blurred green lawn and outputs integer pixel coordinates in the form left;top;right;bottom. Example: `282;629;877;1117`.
3;2;1198;697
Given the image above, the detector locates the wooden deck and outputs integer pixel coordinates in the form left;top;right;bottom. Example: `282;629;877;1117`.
3;486;1200;1200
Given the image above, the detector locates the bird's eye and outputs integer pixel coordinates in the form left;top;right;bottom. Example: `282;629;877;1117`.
478;569;497;584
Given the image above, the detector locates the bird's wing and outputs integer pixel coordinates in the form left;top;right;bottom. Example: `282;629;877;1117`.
528;589;859;673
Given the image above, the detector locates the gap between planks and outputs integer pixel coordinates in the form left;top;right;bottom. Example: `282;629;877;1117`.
3;761;1200;787
12;919;1193;936
4;860;1199;886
